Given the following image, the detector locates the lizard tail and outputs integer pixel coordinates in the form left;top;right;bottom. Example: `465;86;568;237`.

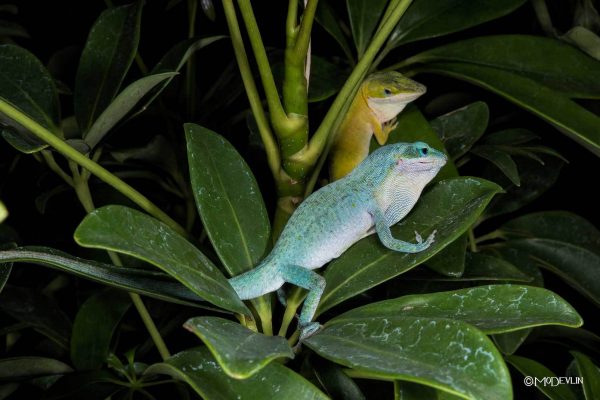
228;257;283;300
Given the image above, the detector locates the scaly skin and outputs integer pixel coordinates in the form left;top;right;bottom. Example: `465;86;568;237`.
329;71;426;181
230;142;447;340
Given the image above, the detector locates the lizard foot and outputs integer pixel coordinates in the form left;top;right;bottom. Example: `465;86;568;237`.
299;322;322;341
414;230;436;250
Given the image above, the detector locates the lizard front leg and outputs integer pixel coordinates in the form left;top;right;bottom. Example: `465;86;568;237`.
280;265;325;340
372;116;398;145
371;207;436;253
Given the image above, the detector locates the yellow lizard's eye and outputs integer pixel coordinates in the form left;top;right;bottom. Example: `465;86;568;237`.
384;88;392;96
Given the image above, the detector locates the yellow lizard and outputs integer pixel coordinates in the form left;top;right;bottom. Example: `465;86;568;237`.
329;71;426;181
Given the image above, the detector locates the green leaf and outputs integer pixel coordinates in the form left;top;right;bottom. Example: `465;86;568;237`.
471;145;520;186
144;347;328;400
74;205;249;315
183;316;293;379
461;252;532;282
318;177;501;314
571;351;600;400
310;358;366;400
430;101;489;160
483;155;563;219
493;329;532;355
308;56;349;103
305;317;511;400
330;285;582;334
506;239;600;307
0;246;213;308
347;0;387;57
389;0;526;47
185;124;270;276
409;35;600;98
44;370;121;400
315;0;354;63
506;355;577;400
0;44;60;153
0;285;71;349
482;129;539;146
499;211;600;255
84;72;177;148
394;381;460;400
413;62;600;156
425;235;466;277
75;1;143;133
0;357;72;380
71;289;131;371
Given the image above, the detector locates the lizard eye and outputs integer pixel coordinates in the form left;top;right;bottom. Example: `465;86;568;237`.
419;147;429;156
384;88;392;96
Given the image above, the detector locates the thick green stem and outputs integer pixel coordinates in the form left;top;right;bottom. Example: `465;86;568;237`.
0;99;185;236
278;288;305;337
298;0;414;165
468;228;478;252
129;293;171;360
222;0;281;178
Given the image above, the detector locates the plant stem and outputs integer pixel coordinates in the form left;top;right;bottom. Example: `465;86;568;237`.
278;288;305;337
72;167;171;361
0;99;185;236
475;230;504;244
222;0;281;178
299;0;414;165
468;228;478;252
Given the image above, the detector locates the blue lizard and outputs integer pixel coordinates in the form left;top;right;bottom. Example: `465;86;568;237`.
229;141;447;339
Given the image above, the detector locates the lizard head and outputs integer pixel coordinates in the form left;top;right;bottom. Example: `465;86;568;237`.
363;71;427;121
376;141;447;183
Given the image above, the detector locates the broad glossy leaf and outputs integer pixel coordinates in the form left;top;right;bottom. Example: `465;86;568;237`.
184;317;293;378
483;155;563;219
84;72;177;148
75;205;249;315
308;55;349;103
471;145;520;186
75;2;142;133
318;177;501;314
499;211;600;255
0;285;71;349
571;351;600;400
409;35;600;98
130;36;225;119
389;0;526;47
330;285;582;334
482;129;538;146
347;0;387;57
538;327;600;359
315;0;354;62
507;238;600;307
305;317;511;400
71;289;131;370
506;355;577;400
144;347;328;400
185;124;270;276
493;329;531;355
564;26;600;60
415;252;532;282
0;246;212;307
424;235;466;277
414;62;600;155
0;44;60;152
394;381;461;400
0;357;72;380
310;358;365;400
430;101;489;160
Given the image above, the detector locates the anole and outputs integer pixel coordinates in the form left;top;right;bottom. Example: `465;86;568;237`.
329;71;426;181
230;142;447;340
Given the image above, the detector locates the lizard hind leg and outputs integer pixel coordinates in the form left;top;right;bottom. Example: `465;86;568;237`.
280;265;326;340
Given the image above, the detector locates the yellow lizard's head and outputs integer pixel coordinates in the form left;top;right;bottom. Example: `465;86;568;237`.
363;71;426;121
